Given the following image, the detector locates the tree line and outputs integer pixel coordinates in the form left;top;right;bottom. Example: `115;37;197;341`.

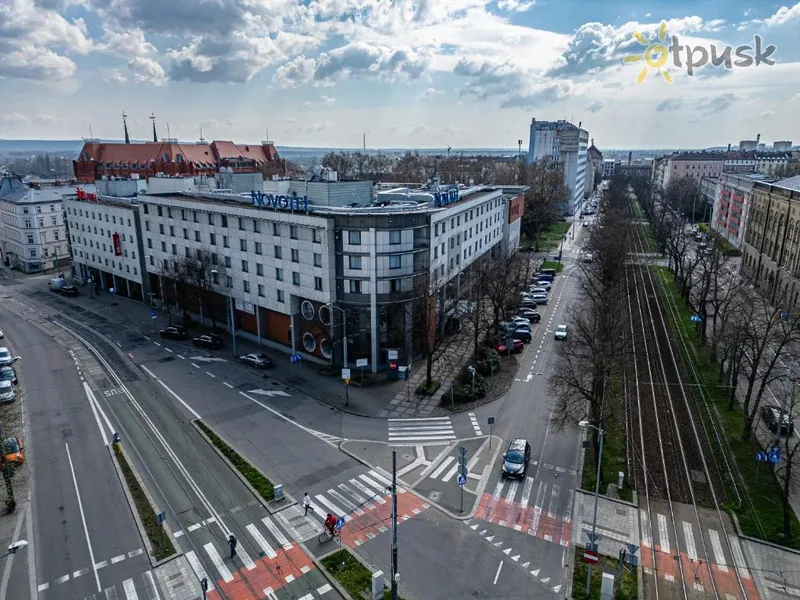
2;153;74;179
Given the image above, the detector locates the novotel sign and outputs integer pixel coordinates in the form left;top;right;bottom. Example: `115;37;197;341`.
251;191;312;213
433;189;460;207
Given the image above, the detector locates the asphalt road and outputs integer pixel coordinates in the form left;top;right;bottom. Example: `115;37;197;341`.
0;305;151;600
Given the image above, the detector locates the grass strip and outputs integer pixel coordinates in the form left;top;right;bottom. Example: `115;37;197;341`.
321;549;405;600
581;410;634;502
540;260;564;273
654;266;800;548
572;547;638;600
113;443;175;561
196;420;275;502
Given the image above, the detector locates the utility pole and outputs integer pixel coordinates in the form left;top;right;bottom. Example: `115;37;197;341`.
391;449;399;600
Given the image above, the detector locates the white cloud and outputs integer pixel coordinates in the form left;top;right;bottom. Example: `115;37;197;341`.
586;100;604;112
105;71;128;83
789;92;800;102
97;28;156;58
0;44;77;80
128;56;167;86
765;2;800;26
272;56;318;89
418;87;443;100
497;0;535;12
321;95;336;105
0;113;29;124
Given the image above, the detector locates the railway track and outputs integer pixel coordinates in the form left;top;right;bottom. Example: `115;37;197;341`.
625;216;753;600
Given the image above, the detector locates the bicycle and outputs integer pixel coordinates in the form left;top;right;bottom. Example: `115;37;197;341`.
318;527;340;544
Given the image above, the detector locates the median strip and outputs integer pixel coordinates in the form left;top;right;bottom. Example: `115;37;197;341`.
195;420;275;502
320;549;406;600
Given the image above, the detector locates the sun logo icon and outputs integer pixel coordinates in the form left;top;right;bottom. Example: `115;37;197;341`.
624;21;673;85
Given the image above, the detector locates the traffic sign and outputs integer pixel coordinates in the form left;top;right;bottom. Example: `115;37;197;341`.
583;549;599;564
457;474;467;486
487;416;495;425
756;451;767;463
356;358;368;368
290;354;302;363
769;445;781;464
151;310;157;320
341;368;351;380
690;315;702;323
335;516;346;530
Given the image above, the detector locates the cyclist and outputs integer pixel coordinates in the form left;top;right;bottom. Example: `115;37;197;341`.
324;513;338;537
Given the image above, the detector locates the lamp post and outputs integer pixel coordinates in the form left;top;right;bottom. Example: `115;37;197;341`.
212;270;236;356
579;419;604;597
325;303;348;368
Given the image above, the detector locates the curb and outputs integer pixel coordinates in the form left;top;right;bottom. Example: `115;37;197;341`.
316;545;416;600
730;511;800;556
108;442;181;568
191;419;296;515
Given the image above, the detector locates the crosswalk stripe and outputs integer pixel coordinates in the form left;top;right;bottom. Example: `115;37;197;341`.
727;533;751;579
708;529;728;572
185;551;215;591
315;494;347;519
359;473;389;496
683;522;698;561
262;516;293;550
531;481;546;535
263;586;279;600
430;456;455;479
520;477;534;509
547;484;560;518
441;461;460;482
368;470;400;492
339;482;373;509
123;578;139;600
389;417;452;422
142;571;161;600
563;488;574;523
203;543;233;583
317;583;333;595
105;586;120;600
656;513;670;554
236;542;256;571
247;523;277;559
493;479;505;499
351;478;386;504
505;479;519;503
329;488;365;516
640;509;652;548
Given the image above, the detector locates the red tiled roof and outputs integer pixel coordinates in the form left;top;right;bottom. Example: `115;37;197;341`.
77;140;280;167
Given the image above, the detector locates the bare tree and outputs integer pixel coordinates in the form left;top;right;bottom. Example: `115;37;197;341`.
320;151;356;179
519;158;568;248
482;248;534;333
164;252;224;328
773;372;800;539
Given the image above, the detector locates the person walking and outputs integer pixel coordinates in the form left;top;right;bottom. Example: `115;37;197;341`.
228;534;237;558
302;493;312;516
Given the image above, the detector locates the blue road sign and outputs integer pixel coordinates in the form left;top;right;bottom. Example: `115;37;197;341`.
781;311;789;321
151;311;157;320
487;416;495;425
457;474;467;486
756;451;768;463
690;315;702;323
769;446;781;464
290;354;302;363
335;516;346;530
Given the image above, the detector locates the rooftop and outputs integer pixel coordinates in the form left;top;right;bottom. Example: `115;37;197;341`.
0;176;64;204
775;174;800;192
670;152;726;161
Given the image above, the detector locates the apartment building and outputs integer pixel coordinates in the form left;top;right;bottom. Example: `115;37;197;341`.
0;176;68;273
742;175;800;306
711;173;774;250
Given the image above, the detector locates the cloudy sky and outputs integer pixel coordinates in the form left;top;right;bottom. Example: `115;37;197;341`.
1;0;799;150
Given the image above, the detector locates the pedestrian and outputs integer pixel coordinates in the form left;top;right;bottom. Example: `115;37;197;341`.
228;534;237;558
302;493;312;516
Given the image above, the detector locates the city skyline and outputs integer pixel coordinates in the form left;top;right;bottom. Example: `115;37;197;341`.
1;0;799;149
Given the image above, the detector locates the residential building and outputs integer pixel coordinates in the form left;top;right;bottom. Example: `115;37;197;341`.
526;119;589;215
774;141;793;152
755;151;792;176
742;175;800;306
653;152;725;189
699;177;720;222
0;175;68;272
586;141;603;196
723;152;756;174
617;164;651;179
711;173;774;249
602;158;616;179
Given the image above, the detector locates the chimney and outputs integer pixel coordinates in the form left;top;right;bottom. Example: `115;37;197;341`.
727;143;731;152
150;112;158;143
591;138;594;147
122;111;130;144
757;133;761;143
628;151;632;165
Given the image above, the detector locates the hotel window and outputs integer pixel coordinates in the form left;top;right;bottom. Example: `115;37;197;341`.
275;246;282;259
290;225;298;239
143;205;149;215
313;253;322;267
238;217;245;231
273;223;281;236
349;231;361;245
171;244;177;255
212;271;219;284
226;276;232;288
241;260;249;273
51;216;57;225
161;241;167;252
275;268;283;281
389;230;401;245
24;220;31;228
225;256;232;268
240;239;247;252
145;221;150;232
349;255;362;270
292;272;300;285
210;233;216;245
291;249;299;263
349;280;361;293
258;284;265;297
26;235;33;244
254;241;262;255
256;263;263;276
221;215;228;227
243;281;250;293
208;213;214;225
223;236;229;248
211;253;218;265
181;209;187;220
149;256;154;266
277;290;285;303
389;255;401;269
193;211;198;223
312;229;321;243
167;208;173;218
183;228;189;240
391;279;400;292
314;276;323;291
253;220;260;233
185;247;190;258
167;225;173;236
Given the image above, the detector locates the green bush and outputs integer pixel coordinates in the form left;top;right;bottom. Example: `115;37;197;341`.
416;380;440;395
453;370;488;403
475;347;501;377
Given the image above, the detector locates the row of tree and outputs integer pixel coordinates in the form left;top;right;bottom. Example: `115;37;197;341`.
2;153;74;179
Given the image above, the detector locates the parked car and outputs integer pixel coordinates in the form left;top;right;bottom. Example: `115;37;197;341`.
531;293;548;305
0;347;18;367
0;381;15;404
516;308;540;322
238;353;274;369
494;339;524;354
3;436;23;465
520;298;538;309
501;438;531;479
761;405;795;435
511;316;531;326
192;334;223;349
59;285;79;297
0;367;17;386
540;268;557;279
159;326;188;340
536;279;552;291
528;287;548;296
583;253;594;263
554;324;568;340
512;328;532;343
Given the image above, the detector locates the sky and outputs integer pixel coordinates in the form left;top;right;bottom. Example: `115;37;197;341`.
0;0;799;150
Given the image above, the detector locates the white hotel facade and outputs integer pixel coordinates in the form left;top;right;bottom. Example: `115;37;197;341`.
65;177;526;372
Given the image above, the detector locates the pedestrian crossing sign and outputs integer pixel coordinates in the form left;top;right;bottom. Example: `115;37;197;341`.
457;474;467;486
335;516;346;530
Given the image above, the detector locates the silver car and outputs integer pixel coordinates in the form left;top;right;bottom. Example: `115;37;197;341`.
0;380;15;404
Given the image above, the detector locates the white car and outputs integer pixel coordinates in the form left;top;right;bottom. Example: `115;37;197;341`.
0;329;4;339
0;380;15;404
528;287;548;296
0;348;17;367
554;324;568;340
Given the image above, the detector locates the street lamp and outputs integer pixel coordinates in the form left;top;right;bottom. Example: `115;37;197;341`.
211;269;236;356
325;303;348;368
579;419;605;597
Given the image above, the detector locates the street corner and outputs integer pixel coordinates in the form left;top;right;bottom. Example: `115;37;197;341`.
339;439;419;476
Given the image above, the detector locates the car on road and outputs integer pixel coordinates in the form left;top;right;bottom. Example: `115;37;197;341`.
583;253;594;263
554;324;568;340
501;438;531;479
59;285;79;297
0;347;18;367
760;404;795;435
159;326;188;340
0;381;15;404
3;436;23;465
0;329;4;339
582;221;589;227
531;293;548;305
0;367;17;386
192;334;223;349
494;339;524;354
238;353;274;369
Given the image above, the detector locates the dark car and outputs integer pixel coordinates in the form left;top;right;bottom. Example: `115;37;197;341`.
238;353;273;369
59;285;79;297
512;328;532;343
501;438;531;479
159;326;188;340
0;367;17;386
192;334;223;349
761;405;795;435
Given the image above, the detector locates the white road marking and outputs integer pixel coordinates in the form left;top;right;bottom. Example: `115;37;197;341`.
111;554;126;564
505;479;519;503
191;362;200;369
37;583;49;592
123;578;139;600
65;443;102;593
185;551;214;591
493;479;505;499
351;479;386;505
223;382;234;388
203;543;233;583
328;489;364;516
262;516;293;550
657;513;670;554
708;529;728;573
493;561;504;584
205;371;215;378
682;522;697;561
727;534;751;579
317;583;333;595
54;574;70;584
430;456;455;479
640;509;652;548
142;571;161;600
140;366;202;420
164;347;173;353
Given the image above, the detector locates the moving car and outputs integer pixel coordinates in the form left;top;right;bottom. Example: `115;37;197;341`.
48;277;67;292
159;326;188;340
0;347;18;367
0;329;4;339
501;438;531;479
238;353;274;369
760;404;795;435
494;339;524;354
554;324;568;340
0;381;15;404
583;253;594;263
192;334;223;349
3;436;24;465
0;367;17;386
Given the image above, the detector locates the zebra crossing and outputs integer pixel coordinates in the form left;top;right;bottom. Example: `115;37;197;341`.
387;417;455;444
67;572;161;600
276;469;431;547
474;476;575;547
